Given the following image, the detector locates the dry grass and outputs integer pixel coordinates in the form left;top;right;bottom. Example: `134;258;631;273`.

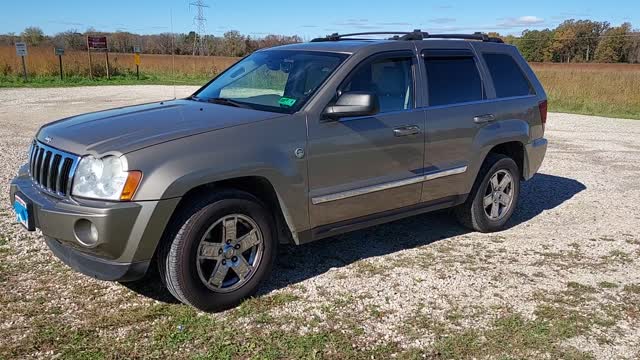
0;45;238;78
531;63;640;119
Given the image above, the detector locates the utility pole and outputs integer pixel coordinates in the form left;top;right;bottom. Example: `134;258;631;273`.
190;0;209;56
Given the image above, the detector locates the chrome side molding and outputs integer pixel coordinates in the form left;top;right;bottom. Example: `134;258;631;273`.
423;165;467;181
312;165;468;204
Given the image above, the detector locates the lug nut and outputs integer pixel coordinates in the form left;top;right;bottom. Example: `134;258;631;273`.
222;260;227;265
232;256;238;262
234;244;240;249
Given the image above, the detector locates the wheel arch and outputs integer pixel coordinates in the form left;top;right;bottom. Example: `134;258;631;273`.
487;141;525;179
173;176;298;246
471;118;530;182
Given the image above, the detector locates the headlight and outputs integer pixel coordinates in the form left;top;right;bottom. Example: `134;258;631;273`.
72;156;142;201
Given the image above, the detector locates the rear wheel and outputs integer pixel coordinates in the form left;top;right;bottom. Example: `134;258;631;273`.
158;190;276;312
455;153;520;232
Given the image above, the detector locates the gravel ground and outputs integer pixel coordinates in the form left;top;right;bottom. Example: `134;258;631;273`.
0;86;639;359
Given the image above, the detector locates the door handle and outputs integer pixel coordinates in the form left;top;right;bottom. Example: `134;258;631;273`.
393;125;421;137
473;114;496;124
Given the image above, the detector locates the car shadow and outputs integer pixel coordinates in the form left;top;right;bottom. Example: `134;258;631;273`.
123;173;585;302
507;173;586;226
120;260;181;304
259;173;586;294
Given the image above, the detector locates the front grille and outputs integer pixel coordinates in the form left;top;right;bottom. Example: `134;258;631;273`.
28;141;80;197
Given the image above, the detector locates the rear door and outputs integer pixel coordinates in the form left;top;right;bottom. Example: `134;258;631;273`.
474;45;543;141
417;42;496;202
306;50;425;227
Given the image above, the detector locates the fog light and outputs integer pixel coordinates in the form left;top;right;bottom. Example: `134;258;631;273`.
74;219;99;247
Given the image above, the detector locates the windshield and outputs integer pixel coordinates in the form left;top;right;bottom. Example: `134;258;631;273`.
193;50;348;113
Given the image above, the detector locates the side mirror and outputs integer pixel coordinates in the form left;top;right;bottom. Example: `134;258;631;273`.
323;91;379;120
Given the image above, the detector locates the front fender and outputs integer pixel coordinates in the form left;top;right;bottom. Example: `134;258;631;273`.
125;114;310;233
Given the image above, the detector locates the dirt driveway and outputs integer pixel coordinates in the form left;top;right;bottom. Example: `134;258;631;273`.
0;86;639;359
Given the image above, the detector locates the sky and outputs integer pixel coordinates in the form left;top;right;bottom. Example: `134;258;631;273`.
0;0;637;39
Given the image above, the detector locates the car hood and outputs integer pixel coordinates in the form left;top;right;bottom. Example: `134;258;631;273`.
37;99;286;156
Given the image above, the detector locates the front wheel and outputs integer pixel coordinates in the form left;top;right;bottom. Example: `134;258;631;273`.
455;154;520;232
158;190;276;312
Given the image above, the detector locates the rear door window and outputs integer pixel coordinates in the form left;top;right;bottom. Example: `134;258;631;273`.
423;49;484;106
483;53;535;98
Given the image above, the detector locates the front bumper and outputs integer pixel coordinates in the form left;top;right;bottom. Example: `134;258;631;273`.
45;236;150;281
524;137;548;180
10;168;180;282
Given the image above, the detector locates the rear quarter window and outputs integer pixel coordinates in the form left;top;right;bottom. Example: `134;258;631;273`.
482;53;535;98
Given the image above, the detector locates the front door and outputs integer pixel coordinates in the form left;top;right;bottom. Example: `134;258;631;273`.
306;51;425;227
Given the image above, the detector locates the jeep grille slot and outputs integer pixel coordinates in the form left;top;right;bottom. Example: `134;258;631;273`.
58;158;74;195
49;154;62;191
28;141;80;197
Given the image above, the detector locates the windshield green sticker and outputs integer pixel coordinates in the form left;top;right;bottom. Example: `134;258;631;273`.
278;97;297;107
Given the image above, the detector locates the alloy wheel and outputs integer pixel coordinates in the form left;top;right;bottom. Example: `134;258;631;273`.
483;169;515;221
195;214;264;293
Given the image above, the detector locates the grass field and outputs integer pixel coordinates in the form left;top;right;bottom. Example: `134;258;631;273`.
531;63;640;120
1;46;639;119
0;45;235;85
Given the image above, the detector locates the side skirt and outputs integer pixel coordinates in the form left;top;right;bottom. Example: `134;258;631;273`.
296;194;468;245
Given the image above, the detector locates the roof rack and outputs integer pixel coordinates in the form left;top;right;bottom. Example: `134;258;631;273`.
311;30;504;43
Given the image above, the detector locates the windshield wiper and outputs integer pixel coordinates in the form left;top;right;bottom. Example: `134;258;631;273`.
205;97;250;108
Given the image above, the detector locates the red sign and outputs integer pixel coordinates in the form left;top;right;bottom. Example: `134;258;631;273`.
87;36;108;50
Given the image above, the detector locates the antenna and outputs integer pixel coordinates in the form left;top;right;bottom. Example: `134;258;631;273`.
189;0;209;56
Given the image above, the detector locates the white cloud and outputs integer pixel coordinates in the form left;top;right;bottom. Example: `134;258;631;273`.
332;19;379;30
518;16;545;24
498;16;545;27
429;18;457;24
377;22;412;27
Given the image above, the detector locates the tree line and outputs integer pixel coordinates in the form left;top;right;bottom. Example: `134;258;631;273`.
0;27;302;57
2;19;639;63
495;20;640;63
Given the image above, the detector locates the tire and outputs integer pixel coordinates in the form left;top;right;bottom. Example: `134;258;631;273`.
119;259;180;304
455;153;520;233
157;189;277;312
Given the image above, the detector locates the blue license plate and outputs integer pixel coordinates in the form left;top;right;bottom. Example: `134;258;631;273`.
13;193;34;231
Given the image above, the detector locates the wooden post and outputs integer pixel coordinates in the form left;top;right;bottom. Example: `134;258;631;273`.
58;55;63;80
87;37;93;79
88;50;93;79
105;51;110;80
20;55;27;81
133;51;141;80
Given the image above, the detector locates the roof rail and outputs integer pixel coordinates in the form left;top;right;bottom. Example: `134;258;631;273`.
311;31;415;42
426;32;504;43
311;30;504;43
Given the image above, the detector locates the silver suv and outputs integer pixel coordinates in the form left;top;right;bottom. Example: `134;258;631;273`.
10;31;548;311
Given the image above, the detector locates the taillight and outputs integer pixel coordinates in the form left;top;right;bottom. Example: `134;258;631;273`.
538;100;548;132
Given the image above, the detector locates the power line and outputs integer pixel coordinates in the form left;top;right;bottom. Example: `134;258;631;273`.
511;33;640;42
189;0;209;55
